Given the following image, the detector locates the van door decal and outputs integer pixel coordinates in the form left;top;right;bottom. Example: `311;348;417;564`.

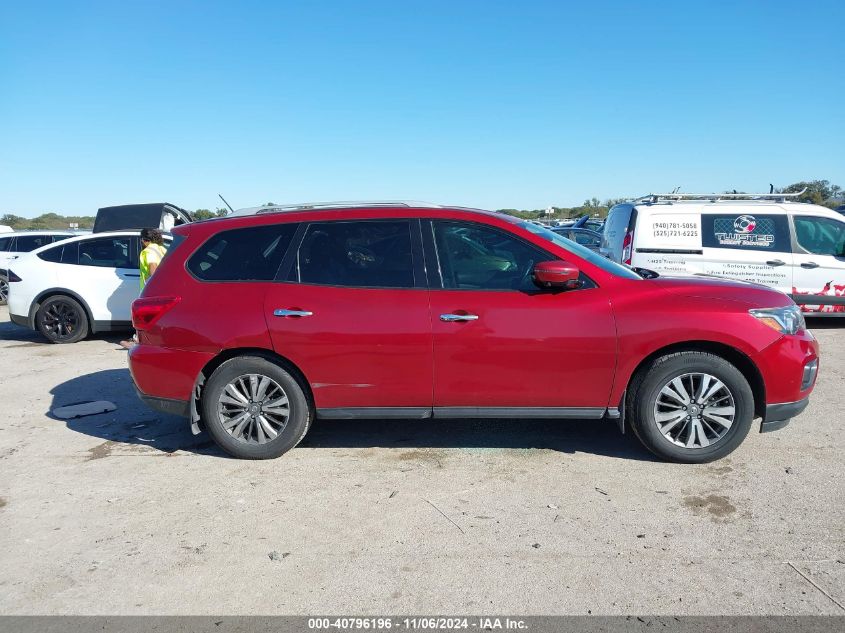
703;214;790;252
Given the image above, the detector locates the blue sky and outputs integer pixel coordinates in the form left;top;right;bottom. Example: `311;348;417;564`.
1;1;842;216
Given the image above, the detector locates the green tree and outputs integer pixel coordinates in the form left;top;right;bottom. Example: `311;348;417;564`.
1;214;26;228
781;180;842;207
192;208;216;220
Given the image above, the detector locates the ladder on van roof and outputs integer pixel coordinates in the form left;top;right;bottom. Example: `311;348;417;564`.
637;188;807;204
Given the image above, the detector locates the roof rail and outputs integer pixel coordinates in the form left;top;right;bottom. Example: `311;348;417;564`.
230;200;443;217
637;188;807;204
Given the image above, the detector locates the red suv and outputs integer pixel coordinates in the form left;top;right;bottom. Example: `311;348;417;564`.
128;203;819;463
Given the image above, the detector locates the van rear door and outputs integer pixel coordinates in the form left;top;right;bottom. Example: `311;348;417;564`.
601;204;634;262
698;210;793;292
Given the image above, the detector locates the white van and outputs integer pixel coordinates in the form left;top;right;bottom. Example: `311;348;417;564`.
601;192;845;314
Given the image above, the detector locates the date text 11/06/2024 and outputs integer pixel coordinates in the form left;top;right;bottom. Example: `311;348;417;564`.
308;617;528;630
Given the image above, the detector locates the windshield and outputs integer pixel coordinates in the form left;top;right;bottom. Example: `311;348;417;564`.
518;221;641;280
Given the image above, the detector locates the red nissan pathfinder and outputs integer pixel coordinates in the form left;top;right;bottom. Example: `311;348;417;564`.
128;202;819;462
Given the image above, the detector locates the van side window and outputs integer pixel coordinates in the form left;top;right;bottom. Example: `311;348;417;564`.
701;214;790;253
793;216;845;257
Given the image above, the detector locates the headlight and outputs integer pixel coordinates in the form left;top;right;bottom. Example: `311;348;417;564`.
749;305;805;335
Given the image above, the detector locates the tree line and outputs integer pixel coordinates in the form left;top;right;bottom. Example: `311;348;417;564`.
2;180;841;230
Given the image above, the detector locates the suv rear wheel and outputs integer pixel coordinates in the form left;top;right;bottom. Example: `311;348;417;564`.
36;295;89;344
201;356;312;459
629;351;754;463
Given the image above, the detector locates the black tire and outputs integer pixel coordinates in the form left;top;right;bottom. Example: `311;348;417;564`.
200;356;312;459
628;351;754;463
35;295;89;344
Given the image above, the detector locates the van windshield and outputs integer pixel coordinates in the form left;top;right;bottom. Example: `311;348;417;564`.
518;221;641;280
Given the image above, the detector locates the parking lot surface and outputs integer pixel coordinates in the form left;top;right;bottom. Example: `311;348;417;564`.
0;305;843;615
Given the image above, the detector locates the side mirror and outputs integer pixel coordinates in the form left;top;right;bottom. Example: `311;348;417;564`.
532;260;582;290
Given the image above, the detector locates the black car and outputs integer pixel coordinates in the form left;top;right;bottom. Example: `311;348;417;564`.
550;227;603;252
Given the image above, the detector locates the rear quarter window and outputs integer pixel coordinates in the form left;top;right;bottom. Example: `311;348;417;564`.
702;213;790;253
187;223;298;281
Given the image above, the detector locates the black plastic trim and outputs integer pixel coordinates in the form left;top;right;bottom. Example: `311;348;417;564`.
636;248;703;255
433;407;606;419
92;320;133;332
789;294;845;306
317;407;432;420
136;391;190;418
761;397;810;432
9;312;29;328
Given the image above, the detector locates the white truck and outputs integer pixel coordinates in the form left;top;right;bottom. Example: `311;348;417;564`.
601;191;845;314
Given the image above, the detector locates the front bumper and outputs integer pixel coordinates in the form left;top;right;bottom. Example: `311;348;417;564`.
761;396;810;433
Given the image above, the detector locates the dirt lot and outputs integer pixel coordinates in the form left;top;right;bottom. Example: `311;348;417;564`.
0;305;843;615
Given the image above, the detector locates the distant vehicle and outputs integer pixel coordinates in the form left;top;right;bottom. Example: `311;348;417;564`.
551;227;602;252
835;204;845;217
0;231;77;304
601;192;845;315
126;201;816;463
567;215;605;232
93;202;192;233
4;202;191;331
7;230;173;343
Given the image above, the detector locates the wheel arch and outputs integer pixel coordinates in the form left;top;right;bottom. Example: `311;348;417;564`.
30;288;97;333
194;347;315;419
623;340;766;421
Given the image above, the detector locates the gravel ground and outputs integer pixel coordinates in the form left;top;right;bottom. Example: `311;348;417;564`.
0;305;843;615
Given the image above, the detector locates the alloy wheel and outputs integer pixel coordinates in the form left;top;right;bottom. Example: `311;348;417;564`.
40;301;81;341
0;279;7;303
652;372;736;448
216;374;290;444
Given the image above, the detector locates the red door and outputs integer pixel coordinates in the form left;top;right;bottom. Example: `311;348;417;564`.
428;220;617;412
264;219;433;412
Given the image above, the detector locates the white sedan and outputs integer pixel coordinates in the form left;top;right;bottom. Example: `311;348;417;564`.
7;230;170;343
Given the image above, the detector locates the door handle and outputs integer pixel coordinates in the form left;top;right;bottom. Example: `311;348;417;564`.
122;272;140;278
440;313;479;322
765;260;786;267
274;309;313;318
800;262;820;269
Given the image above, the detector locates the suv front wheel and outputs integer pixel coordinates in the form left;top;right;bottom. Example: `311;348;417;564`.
629;351;754;463
200;356;312;459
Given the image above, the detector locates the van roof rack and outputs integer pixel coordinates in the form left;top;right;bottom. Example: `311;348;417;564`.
231;200;444;216
637;188;807;204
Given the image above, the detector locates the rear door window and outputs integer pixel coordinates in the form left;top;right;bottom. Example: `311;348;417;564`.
187;223;298;281
0;237;11;251
702;214;790;252
78;237;135;268
293;220;415;288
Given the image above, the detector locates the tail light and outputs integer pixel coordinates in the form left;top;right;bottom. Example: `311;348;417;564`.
621;228;634;265
7;270;22;282
132;296;180;330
